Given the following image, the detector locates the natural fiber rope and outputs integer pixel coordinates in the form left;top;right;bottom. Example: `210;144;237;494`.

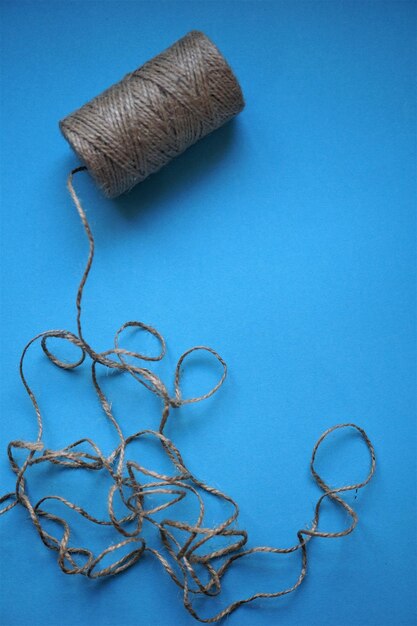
60;31;244;198
0;167;376;622
1;32;376;623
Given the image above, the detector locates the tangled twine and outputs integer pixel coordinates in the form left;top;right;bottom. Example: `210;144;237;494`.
59;31;245;198
0;168;375;622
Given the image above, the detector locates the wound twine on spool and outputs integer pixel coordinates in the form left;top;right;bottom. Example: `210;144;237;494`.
0;31;376;623
60;31;245;198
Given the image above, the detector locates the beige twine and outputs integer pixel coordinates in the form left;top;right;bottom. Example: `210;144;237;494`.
0;31;376;623
60;31;245;198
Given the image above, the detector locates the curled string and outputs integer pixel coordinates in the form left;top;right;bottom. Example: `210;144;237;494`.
0;167;376;622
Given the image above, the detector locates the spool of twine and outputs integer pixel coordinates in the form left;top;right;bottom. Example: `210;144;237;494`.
0;30;376;625
60;30;244;198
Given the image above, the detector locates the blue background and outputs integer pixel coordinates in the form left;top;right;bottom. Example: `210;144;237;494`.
1;1;415;625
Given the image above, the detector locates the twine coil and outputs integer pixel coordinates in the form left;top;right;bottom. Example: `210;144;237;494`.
1;31;376;623
60;31;245;198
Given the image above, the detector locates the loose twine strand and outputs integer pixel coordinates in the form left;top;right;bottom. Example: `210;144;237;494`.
0;168;375;622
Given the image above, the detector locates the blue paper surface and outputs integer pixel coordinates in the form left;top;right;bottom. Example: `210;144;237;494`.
0;1;415;625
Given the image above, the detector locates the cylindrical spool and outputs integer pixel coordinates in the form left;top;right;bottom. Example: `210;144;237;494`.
60;31;244;198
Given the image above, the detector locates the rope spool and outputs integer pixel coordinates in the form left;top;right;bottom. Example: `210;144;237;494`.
60;31;244;197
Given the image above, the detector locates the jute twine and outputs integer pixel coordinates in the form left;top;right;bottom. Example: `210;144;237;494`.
60;31;244;198
0;32;376;623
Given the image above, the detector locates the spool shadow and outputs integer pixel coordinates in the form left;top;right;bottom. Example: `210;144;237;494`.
111;119;240;221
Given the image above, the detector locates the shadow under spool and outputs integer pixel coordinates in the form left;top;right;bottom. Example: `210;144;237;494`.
59;31;245;198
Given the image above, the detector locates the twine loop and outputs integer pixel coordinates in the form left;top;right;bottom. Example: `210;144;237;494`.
0;169;376;622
